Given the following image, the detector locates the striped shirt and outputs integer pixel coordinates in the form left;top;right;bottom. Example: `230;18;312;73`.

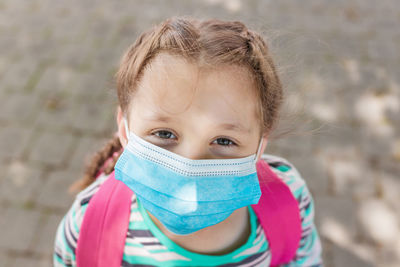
54;154;323;266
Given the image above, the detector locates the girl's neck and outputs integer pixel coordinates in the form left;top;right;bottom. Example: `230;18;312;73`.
148;207;251;255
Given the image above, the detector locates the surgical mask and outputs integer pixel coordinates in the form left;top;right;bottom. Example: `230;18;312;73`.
114;118;263;235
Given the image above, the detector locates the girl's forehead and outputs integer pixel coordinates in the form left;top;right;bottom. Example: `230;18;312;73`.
140;53;256;91
131;53;260;123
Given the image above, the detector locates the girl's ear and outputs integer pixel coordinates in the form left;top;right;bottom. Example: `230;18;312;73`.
116;106;128;147
257;136;268;161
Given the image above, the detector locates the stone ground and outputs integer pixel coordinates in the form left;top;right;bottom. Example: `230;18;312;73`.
0;0;399;266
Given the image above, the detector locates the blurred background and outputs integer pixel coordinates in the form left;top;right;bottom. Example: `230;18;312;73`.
0;0;399;266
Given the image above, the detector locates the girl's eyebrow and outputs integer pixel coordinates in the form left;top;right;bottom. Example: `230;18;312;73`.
143;114;172;122
219;123;250;133
144;113;249;133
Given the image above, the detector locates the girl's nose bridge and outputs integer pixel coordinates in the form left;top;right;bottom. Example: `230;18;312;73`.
179;138;210;160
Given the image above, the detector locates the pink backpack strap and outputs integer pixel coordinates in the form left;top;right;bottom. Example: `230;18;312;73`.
76;171;133;267
251;159;302;266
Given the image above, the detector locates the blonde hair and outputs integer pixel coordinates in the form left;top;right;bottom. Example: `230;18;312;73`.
70;16;283;192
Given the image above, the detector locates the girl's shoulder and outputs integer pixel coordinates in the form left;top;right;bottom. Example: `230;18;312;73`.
261;153;315;231
74;173;110;206
66;171;120;233
54;173;113;266
261;153;309;202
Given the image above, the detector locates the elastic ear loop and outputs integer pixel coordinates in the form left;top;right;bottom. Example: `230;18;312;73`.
123;117;130;142
255;137;266;160
255;104;266;160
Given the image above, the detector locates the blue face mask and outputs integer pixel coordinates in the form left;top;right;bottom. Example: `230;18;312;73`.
114;118;263;235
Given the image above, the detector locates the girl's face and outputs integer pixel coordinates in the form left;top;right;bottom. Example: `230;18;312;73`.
118;53;267;160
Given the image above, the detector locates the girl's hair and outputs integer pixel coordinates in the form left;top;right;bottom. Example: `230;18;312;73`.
69;16;283;193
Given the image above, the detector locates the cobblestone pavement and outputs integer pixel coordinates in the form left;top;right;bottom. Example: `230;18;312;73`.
0;0;399;266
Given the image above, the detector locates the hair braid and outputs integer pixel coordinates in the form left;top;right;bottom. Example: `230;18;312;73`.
245;29;283;135
69;134;122;193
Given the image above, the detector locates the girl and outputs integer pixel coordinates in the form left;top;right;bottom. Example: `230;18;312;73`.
54;17;322;266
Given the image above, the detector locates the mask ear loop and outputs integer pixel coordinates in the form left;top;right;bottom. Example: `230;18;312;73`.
123;117;130;141
255;105;266;161
255;138;264;161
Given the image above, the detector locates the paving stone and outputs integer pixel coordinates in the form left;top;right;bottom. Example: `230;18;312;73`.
0;251;13;267
0;126;33;162
314;195;358;243
32;213;64;255
68;135;109;171
360;129;395;165
367;35;399;65
314;122;362;156
35;93;76;131
0;160;43;205
28;131;76;167
67;71;115;100
328;156;369;197
40;254;53;267
0;60;38;93
354;64;394;96
70;96;116;135
0;54;13;82
325;33;370;62
331;242;376;267
352;166;378;201
357;198;400;246
47;18;88;46
268;131;314;158
0;207;41;251
0;250;7;265
376;238;400;267
263;141;282;156
8;24;56;66
319;238;333;267
34;66;76;97
380;169;400;215
286;155;329;197
57;42;94;70
314;144;366;196
36;169;79;210
90;43;124;76
10;255;51;267
0;92;40;123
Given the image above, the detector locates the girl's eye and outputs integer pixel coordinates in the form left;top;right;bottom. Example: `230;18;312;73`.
153;130;177;140
213;138;236;146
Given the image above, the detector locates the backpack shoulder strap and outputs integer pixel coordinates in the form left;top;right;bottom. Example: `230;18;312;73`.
76;171;133;267
251;159;302;266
